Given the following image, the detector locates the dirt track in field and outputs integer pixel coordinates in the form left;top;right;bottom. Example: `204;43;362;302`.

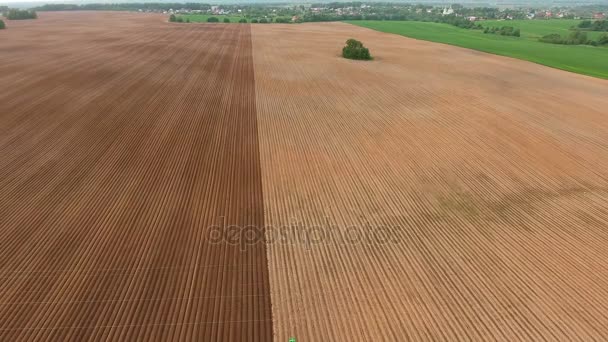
252;23;608;341
0;12;271;341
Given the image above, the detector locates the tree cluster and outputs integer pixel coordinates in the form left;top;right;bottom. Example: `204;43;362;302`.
539;30;590;45
0;19;5;29
440;16;483;30
483;26;521;37
6;9;37;20
578;20;608;31
342;39;372;60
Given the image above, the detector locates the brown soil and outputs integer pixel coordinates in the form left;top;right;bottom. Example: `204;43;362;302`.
0;12;271;341
252;23;608;341
3;11;608;342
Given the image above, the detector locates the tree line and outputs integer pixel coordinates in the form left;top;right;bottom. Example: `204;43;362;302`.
577;20;608;31
483;26;520;37
538;19;608;46
6;9;37;20
170;15;289;24
540;30;608;46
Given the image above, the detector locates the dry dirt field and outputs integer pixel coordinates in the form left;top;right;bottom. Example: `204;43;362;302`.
0;12;271;341
252;23;608;341
1;11;608;342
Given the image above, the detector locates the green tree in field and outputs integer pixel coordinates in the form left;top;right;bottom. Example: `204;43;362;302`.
513;28;520;37
176;16;183;23
599;34;608;45
169;14;176;22
207;17;219;23
238;18;247;23
576;20;608;32
483;26;520;37
185;18;190;23
251;19;258;23
540;30;589;45
0;19;5;29
578;20;592;29
539;33;563;44
590;20;608;32
223;17;230;23
259;18;268;23
342;39;372;60
567;30;588;45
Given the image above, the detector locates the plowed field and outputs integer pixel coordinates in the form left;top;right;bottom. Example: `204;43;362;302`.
2;12;608;342
252;23;608;341
0;12;271;341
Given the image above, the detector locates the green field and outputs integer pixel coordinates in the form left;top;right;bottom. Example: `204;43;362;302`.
347;20;608;79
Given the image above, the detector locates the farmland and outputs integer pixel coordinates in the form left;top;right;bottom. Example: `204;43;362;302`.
349;20;608;79
0;12;271;340
252;22;608;340
2;11;608;341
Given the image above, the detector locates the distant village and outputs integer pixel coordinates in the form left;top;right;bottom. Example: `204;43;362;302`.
156;3;606;23
30;2;606;24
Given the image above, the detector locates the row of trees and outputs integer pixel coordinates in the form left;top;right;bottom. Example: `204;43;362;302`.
0;19;5;29
6;9;37;20
440;15;483;30
206;17;229;23
540;31;589;44
577;20;608;31
170;16;273;24
539;30;608;46
245;17;291;23
252;18;270;23
483;26;521;37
